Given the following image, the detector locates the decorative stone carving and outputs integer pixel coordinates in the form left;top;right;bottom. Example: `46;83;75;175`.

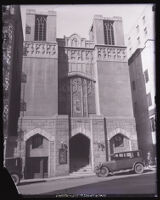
3;23;14;124
70;77;95;117
72;78;82;115
3;71;9;91
23;41;57;58
64;48;94;62
96;46;127;62
3;104;9;121
87;80;94;96
82;79;88;116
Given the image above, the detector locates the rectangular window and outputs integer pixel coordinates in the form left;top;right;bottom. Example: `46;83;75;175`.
26;26;31;34
119;153;124;158
103;20;115;45
150;117;156;132
147;93;152;107
34;15;47;41
126;152;132;158
144;69;149;83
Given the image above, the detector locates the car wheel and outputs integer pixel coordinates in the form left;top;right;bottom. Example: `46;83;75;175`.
134;163;144;174
11;174;20;186
100;167;109;177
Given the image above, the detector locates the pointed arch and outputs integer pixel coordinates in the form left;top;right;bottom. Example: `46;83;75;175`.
108;128;130;140
24;128;54;142
71;127;91;139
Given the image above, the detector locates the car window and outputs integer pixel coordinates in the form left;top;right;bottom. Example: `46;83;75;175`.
133;151;140;157
126;152;132;158
119;153;123;157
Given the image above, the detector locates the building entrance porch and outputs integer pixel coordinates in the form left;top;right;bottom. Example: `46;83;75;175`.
69;133;91;172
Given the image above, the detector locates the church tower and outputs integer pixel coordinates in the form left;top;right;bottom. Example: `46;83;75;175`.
22;9;58;116
18;10;67;179
89;15;138;158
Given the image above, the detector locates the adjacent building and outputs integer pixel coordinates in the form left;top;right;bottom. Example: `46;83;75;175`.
2;5;24;159
127;5;156;159
16;10;138;179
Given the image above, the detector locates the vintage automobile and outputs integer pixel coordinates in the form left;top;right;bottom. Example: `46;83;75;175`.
5;157;23;185
95;150;145;177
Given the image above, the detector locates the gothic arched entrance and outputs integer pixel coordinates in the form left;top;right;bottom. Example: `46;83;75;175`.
25;134;49;179
69;133;90;172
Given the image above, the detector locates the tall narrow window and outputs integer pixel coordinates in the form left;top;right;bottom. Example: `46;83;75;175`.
150;117;156;132
144;69;149;83
104;20;115;45
147;93;152;107
34;15;47;41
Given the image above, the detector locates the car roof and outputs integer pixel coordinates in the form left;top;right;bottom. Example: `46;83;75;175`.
111;150;141;155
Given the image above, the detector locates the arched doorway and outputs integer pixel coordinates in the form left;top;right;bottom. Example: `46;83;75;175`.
25;134;49;179
69;133;90;172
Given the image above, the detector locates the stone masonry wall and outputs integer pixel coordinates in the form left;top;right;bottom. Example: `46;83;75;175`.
105;117;138;153
91;116;107;168
55;115;69;176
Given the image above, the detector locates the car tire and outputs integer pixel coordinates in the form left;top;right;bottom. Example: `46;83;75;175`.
11;174;20;186
134;163;144;174
100;167;109;177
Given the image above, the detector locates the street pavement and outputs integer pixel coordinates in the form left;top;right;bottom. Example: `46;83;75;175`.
17;167;157;196
49;172;157;197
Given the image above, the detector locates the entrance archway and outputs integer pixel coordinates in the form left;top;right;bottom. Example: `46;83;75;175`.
69;133;90;172
25;134;49;179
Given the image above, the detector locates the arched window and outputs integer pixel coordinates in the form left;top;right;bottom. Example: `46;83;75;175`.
34;15;47;41
71;38;78;47
114;135;124;147
112;134;124;148
104;20;115;45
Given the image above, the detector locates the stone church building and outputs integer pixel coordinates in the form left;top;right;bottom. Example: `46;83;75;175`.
18;9;138;179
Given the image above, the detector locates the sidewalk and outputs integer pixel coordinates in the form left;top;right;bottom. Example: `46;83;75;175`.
20;165;156;185
20;173;96;184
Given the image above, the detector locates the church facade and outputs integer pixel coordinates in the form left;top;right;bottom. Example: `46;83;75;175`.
18;9;138;179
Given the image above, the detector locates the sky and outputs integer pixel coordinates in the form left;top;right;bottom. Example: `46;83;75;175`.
20;4;153;44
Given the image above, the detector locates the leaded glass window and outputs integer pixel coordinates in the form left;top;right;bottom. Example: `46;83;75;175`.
104;20;115;45
34;15;47;41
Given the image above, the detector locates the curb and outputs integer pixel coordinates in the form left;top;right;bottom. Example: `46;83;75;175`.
20;173;96;184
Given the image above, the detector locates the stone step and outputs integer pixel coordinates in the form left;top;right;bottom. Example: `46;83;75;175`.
73;165;92;172
70;171;95;176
